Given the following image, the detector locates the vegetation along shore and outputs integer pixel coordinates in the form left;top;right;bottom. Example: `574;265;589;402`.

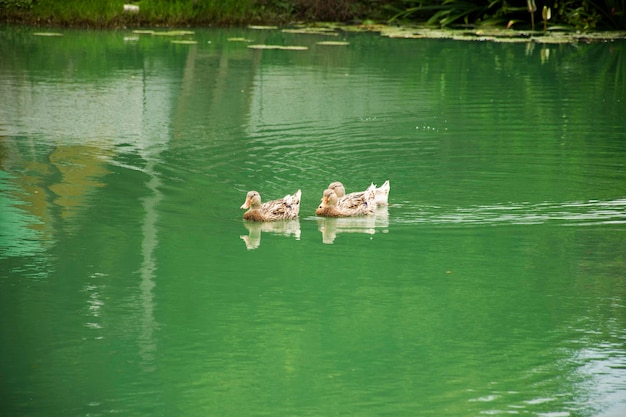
1;0;625;32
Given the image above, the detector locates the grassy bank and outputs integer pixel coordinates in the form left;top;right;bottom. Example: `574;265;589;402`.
0;0;388;27
1;0;624;30
0;0;273;27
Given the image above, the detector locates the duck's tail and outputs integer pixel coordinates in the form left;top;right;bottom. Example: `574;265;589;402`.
375;180;390;205
288;189;302;215
366;183;377;202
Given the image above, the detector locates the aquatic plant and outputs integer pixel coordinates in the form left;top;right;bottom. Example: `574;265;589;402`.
542;5;551;32
527;0;537;30
387;0;511;27
386;0;625;30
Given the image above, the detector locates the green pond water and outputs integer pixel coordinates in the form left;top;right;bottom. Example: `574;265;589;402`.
1;26;625;417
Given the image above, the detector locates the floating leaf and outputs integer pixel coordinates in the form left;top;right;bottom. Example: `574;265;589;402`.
228;37;253;42
33;32;63;37
171;40;198;45
280;46;308;50
152;30;195;37
316;41;350;46
248;25;278;30
282;29;338;36
247;45;308;50
247;44;282;49
133;30;155;35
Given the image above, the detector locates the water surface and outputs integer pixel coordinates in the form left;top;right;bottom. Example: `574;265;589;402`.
1;26;625;417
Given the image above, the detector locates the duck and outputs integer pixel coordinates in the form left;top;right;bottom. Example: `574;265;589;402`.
240;189;301;221
326;180;390;209
315;185;376;217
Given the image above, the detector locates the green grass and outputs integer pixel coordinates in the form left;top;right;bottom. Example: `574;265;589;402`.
34;0;124;25
137;0;261;25
1;0;624;29
1;0;272;27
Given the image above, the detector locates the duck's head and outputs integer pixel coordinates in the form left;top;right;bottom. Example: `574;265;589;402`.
328;182;346;198
319;189;339;208
241;191;261;210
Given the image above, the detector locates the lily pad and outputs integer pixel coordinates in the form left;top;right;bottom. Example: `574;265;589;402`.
248;25;278;30
248;45;308;50
282;29;339;36
247;44;282;49
33;32;63;37
335;23;626;44
152;30;195;37
316;41;350;46
280;45;309;50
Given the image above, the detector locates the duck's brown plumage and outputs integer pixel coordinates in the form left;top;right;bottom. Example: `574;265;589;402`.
241;190;301;222
326;180;390;208
315;186;375;217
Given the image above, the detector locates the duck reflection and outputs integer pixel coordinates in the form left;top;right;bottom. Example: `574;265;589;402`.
317;207;389;244
240;219;301;250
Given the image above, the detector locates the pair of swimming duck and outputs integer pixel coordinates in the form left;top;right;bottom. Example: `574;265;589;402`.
240;181;390;221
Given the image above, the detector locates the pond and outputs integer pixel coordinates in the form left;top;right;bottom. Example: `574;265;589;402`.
1;26;625;417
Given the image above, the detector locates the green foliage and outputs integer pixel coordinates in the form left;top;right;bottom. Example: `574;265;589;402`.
0;0;624;29
0;0;264;26
555;0;601;29
0;0;33;11
137;0;259;25
556;0;625;29
0;0;33;22
291;0;368;20
34;0;122;22
387;0;626;29
387;0;509;26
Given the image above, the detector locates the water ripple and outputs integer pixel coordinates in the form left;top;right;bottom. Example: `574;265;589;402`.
394;198;626;227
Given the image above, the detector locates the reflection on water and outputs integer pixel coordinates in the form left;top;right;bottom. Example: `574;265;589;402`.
137;156;162;371
240;219;301;249
316;206;389;244
239;207;390;248
1;27;625;417
48;144;111;224
0;170;47;260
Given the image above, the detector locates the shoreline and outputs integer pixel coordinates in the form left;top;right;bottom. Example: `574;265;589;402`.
5;21;625;44
1;0;624;36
